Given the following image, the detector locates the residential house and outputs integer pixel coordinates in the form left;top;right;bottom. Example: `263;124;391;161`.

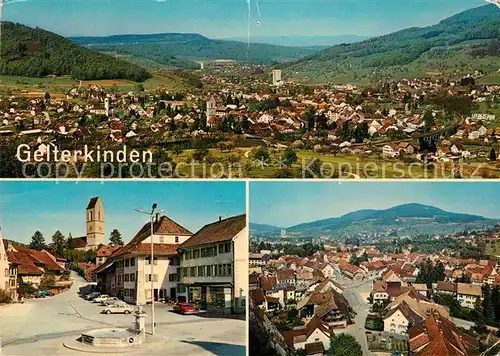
282;316;335;354
94;213;192;304
96;244;121;266
408;312;480;355
0;229;18;301
179;214;247;315
383;300;424;335
456;282;482;309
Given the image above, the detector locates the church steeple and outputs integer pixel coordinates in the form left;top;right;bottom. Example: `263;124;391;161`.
86;197;104;248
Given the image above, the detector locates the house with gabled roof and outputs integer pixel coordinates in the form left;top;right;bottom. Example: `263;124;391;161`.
178;214;247;315
281;316;335;354
94;213;192;304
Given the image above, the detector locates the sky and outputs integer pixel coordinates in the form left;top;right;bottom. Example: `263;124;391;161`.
250;182;500;228
0;181;245;244
1;0;485;38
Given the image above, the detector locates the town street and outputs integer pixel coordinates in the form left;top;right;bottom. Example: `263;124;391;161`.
0;273;245;356
334;276;374;356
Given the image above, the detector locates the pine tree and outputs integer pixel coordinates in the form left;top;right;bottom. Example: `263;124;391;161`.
51;230;66;257
490;147;497;162
67;233;73;249
29;231;46;250
110;229;124;245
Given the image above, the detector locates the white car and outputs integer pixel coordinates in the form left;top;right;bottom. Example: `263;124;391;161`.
93;294;111;303
101;302;134;314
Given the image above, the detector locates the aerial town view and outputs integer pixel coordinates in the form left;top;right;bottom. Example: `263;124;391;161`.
249;182;500;355
0;1;499;178
0;181;247;355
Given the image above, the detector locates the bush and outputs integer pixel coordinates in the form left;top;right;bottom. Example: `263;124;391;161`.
18;282;36;296
0;288;12;303
39;275;56;290
365;316;384;331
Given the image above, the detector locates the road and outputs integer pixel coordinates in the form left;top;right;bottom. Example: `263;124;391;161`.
335;276;374;356
0;273;245;356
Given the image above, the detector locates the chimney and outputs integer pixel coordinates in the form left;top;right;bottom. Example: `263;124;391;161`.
155;212;160;222
219;216;224;222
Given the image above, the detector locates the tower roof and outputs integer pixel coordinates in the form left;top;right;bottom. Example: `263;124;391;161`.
86;197;101;210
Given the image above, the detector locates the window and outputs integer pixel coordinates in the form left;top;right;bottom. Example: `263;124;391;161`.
218;244;224;254
175;236;179;243
153;274;158;282
125;274;129;282
207;266;212;277
227;263;232;275
125;259;129;267
4;268;7;277
218;264;223;276
118;275;121;283
153;257;158;265
214;265;218;277
177;284;187;293
160;236;164;243
224;243;231;253
193;249;199;259
146;274;151;282
130;273;135;282
169;274;177;282
190;267;196;277
198;266;205;277
201;248;206;258
130;258;135;266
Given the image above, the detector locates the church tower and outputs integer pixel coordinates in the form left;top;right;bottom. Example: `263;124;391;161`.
206;96;216;127
86;197;104;248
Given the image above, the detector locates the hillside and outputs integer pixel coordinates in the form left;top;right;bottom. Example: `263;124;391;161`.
0;22;151;82
70;33;316;66
257;203;499;238
282;4;500;83
250;223;283;235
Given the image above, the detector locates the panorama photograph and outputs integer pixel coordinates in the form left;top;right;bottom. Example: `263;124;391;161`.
249;182;500;355
0;0;499;178
0;181;247;355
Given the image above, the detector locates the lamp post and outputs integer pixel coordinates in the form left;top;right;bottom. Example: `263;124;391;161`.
135;203;163;335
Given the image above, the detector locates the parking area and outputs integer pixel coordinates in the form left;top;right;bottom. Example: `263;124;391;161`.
0;274;245;355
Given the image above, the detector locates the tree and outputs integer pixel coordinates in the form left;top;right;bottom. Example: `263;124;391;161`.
67;233;73;250
423;110;435;132
329;334;363;356
490;148;497;162
51;230;66;257
29;231;46;250
110;229;124;245
283;148;298;166
252;146;270;163
306;107;316;131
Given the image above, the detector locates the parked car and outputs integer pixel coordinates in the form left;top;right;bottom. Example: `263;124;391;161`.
101;302;134;314
93;294;111;303
85;292;101;300
100;297;120;306
173;302;198;315
35;290;52;298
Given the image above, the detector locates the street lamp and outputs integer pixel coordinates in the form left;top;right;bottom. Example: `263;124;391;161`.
135;203;163;335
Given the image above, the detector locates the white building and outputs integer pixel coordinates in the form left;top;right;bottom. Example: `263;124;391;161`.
95;214;193;304
178;214;247;315
272;69;283;86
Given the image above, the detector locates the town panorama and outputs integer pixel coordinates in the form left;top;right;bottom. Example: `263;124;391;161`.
0;2;499;178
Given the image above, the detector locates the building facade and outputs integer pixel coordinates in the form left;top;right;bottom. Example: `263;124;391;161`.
178;214;247;315
95;214;192;305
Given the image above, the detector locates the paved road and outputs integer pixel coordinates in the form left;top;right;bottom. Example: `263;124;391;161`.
0;273;245;355
335;277;374;356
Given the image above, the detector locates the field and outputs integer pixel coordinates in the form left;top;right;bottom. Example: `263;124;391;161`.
0;72;194;96
158;147;500;179
486;239;500;258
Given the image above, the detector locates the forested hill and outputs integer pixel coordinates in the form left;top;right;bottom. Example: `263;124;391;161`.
0;22;151;82
282;4;500;81
70;33;316;65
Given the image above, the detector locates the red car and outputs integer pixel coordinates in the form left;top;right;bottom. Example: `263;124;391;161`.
173;302;198;315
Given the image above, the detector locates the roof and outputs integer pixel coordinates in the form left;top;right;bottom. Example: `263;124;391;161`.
384;300;424;325
456;283;482;297
409;312;480;355
259;276;277;291
7;251;43;275
96;244;122;257
179;214;245;249
249;288;265;305
282;316;335;348
71;237;88;248
86;197;100;210
437;281;457;293
9;245;64;272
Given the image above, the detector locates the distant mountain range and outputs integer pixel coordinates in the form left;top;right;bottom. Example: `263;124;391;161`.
70;33;316;66
282;4;500;82
0;22;151;82
222;35;369;47
250;223;283;235
251;203;499;238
